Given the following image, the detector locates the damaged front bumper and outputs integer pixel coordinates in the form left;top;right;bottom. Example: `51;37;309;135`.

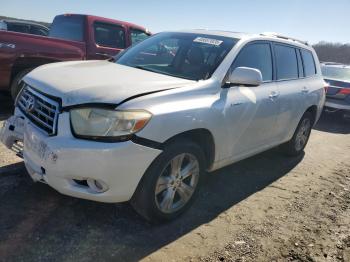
1;109;162;203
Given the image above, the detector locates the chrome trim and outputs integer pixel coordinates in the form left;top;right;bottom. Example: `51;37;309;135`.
17;85;59;135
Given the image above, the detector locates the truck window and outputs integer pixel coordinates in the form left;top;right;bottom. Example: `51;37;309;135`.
275;44;298;80
7;23;30;34
94;22;126;49
231;43;273;81
131;29;150;45
49;15;84;42
30;26;48;36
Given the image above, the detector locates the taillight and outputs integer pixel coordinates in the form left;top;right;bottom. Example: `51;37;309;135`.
339;88;350;95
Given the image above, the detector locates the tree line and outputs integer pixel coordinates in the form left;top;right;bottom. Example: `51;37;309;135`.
313;42;350;64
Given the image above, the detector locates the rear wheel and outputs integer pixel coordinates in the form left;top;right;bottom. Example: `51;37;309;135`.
10;68;33;100
131;140;205;223
280;112;313;156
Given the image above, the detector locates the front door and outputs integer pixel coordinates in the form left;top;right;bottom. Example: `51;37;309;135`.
223;41;281;157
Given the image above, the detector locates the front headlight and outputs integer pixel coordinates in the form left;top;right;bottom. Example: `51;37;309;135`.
70;108;152;140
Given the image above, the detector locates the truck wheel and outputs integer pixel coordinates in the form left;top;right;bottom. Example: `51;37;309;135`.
131;139;205;223
10;68;33;100
280;112;313;156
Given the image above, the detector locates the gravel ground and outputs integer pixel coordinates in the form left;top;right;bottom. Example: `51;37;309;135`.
0;93;349;262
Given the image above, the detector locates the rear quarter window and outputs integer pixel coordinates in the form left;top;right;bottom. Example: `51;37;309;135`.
301;50;317;77
274;44;298;80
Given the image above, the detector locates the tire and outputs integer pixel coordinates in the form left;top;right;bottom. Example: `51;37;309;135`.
10;68;33;100
131;139;205;223
280;111;313;156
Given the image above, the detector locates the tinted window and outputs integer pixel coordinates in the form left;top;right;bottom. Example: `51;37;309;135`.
231;43;272;81
7;23;30;34
117;32;237;80
301;50;316;76
275;45;298;80
94;22;125;48
131;29;150;45
30;26;48;36
49;15;84;42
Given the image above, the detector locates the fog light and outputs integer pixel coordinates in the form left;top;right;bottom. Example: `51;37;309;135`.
87;178;109;193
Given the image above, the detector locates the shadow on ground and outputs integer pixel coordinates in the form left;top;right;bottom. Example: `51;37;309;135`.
314;111;350;134
1;148;303;261
0;93;14;121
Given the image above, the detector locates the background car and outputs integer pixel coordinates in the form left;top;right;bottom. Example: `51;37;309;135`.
0;19;49;36
0;14;151;99
321;62;350;117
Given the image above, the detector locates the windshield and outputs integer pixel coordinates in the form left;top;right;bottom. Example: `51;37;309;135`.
49;15;84;42
116;32;238;80
321;65;350;82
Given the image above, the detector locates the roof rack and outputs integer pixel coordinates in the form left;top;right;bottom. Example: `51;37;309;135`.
260;32;309;46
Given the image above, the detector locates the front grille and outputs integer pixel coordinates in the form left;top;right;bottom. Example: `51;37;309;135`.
17;85;59;135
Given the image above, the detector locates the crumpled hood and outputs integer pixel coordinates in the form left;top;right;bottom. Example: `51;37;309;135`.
23;60;194;107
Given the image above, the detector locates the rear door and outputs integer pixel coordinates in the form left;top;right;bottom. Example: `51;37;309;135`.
89;21;127;60
273;44;306;141
224;41;281;157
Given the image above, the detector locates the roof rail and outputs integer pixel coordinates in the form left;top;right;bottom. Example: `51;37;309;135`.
260;32;309;46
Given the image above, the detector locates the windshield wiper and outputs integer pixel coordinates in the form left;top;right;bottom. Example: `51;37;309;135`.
134;65;158;73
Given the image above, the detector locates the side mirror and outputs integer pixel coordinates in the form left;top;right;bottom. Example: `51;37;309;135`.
227;67;263;87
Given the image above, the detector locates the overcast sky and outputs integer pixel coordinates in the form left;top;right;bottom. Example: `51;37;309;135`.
1;0;349;44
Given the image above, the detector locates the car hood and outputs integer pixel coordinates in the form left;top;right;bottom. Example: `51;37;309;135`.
23;60;194;107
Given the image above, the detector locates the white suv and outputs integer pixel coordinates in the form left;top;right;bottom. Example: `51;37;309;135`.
1;30;325;222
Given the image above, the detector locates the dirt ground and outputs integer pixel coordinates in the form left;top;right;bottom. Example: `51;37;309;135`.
0;93;349;262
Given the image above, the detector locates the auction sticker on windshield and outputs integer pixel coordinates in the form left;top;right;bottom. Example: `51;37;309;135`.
193;37;223;46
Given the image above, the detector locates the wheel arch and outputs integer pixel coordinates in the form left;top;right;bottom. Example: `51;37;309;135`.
10;57;60;85
161;128;216;170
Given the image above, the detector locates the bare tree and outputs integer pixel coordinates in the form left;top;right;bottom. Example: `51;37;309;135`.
313;42;350;64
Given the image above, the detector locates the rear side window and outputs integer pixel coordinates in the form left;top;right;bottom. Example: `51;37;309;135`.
49;15;84;42
301;50;316;76
231;43;273;81
94;22;126;49
275;45;298;80
30;26;48;36
131;29;150;45
7;23;30;34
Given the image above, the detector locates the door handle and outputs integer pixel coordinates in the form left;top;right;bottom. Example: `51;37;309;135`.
301;87;309;93
231;102;243;106
269;91;279;99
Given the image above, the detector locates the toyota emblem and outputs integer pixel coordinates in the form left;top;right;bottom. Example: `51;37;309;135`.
25;95;36;113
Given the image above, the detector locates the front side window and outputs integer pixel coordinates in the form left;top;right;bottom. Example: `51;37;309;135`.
117;32;238;80
94;22;126;49
131;29;150;45
275;45;298;80
231;43;273;81
301;50;316;77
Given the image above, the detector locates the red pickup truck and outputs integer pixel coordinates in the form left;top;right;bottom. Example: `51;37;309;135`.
0;14;150;98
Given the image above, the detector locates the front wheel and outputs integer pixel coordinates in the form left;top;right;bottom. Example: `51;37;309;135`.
280;112;313;156
131;140;205;223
